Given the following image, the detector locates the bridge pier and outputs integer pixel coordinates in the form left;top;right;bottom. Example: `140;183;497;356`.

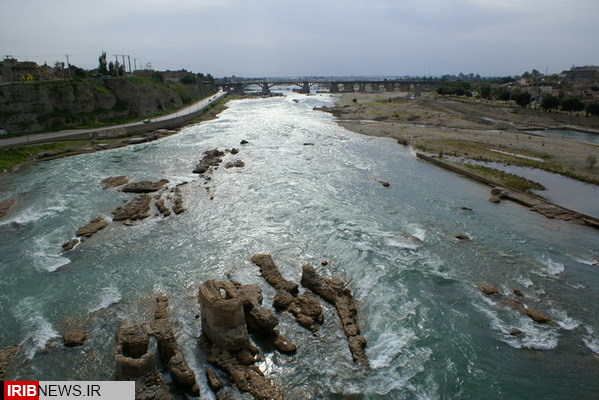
329;82;340;93
384;82;395;92
371;83;380;92
358;83;367;93
261;83;271;95
300;81;310;94
231;83;245;95
343;83;355;92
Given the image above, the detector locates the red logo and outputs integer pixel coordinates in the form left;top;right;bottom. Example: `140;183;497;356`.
3;382;39;400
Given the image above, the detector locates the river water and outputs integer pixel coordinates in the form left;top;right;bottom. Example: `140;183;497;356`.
1;92;599;399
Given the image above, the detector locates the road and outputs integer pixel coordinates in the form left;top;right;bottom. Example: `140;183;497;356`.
0;91;227;148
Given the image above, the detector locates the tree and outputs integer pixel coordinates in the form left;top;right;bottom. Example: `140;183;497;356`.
515;92;531;108
585;102;599;118
478;85;491;99
561;97;585;115
108;61;115;76
541;94;560;111
180;74;197;85
98;51;108;75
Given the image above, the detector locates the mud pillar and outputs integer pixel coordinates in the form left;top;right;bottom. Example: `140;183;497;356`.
329;82;340;93
199;280;249;351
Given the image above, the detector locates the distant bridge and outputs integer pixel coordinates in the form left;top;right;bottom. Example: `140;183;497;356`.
215;79;438;95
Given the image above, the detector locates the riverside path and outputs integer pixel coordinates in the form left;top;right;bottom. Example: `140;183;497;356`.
0;91;226;148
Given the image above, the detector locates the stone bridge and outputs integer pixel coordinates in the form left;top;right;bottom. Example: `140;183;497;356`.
216;79;438;95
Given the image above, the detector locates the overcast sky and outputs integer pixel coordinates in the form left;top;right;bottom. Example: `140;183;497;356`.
1;0;597;77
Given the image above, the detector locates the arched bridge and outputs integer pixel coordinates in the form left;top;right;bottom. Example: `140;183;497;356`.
215;79;438;95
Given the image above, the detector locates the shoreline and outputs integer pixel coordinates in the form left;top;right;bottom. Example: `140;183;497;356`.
0;94;232;175
325;92;599;228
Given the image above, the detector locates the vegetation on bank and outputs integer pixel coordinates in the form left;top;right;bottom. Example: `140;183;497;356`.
0;141;98;171
453;162;546;193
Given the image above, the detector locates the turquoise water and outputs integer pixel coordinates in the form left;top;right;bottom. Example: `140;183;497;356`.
1;92;598;399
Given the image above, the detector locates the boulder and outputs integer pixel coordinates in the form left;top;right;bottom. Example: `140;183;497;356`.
240;140;249;145
225;160;245;169
193;149;225;174
206;368;223;393
273;333;297;354
101;176;129;189
454;234;471;241
377;180;390;187
0;198;16;219
489;195;501;203
509;328;523;336
522;308;552;324
477;283;501;296
75;216;108;237
63;329;88;347
121;179;169;193
62;238;79;252
112;195;151;221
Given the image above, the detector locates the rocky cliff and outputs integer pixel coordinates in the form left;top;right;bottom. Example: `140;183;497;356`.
0;78;216;134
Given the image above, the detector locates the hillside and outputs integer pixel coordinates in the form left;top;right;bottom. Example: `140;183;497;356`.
0;78;216;134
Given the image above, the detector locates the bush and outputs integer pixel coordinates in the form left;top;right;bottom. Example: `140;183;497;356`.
587;154;598;170
515;92;531;108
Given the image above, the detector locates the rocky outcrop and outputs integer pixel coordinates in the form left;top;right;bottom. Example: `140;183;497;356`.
63;329;88;347
272;291;323;334
377;180;390;187
115;324;172;400
0;344;18;379
148;295;200;396
154;198;171;217
101;176;129;189
171;187;185;215
75;216;109;237
199;281;250;352
250;254;299;295
199;280;285;399
112;195;151;221
193;149;225;174
0;198;16;219
301;264;370;368
62;238;79;252
225;160;245;169
477;283;500;296
121;179;169;193
454;234;471;241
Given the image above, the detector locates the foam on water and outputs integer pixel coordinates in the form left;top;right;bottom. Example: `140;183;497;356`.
89;286;122;312
536;256;565;277
583;326;599;354
0;205;66;227
476;297;559;350
32;235;70;272
549;307;580;330
570;254;599;266
14;297;59;359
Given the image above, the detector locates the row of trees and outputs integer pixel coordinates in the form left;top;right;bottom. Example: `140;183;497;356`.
539;94;599;116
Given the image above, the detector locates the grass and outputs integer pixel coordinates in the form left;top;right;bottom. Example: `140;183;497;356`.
0;141;95;171
455;162;546;192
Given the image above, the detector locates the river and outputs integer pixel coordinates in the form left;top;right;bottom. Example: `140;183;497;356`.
1;92;598;399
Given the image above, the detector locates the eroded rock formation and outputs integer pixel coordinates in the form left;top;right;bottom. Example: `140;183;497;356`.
0;344;18;379
101;176;129;189
0;198;16;219
301;264;370;368
112;194;151;221
121;179;169;193
75;216;109;237
251;254;299;295
63;329;88;347
193;149;225;174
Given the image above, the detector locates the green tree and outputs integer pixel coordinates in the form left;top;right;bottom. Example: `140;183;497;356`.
541;94;560;111
180;74;197;85
479;85;491;99
585;102;599;118
108;61;115;76
561;97;585;115
98;51;108;75
515;92;531;108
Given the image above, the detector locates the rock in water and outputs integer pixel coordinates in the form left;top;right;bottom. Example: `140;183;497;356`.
112;195;151;221
75;216;109;237
250;254;299;295
62;238;80;252
63;330;88;347
0;198;16;219
477;283;501;296
301;264;370;368
101;176;129;189
121;179;169;193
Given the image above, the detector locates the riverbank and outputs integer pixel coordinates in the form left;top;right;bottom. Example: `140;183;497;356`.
323;92;599;186
0;94;232;174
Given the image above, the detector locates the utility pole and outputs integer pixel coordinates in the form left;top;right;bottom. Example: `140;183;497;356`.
121;55;126;78
65;54;71;79
127;55;132;75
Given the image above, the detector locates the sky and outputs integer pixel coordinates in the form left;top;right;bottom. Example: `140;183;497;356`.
1;0;598;78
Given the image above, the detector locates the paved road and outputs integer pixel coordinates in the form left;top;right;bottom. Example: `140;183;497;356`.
0;91;227;148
